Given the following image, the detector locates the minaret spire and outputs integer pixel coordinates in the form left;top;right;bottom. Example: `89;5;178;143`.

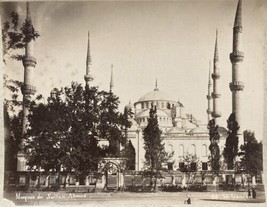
214;29;219;61
84;31;93;86
230;0;244;147
207;61;212;123
110;64;114;92
19;2;37;171
211;29;221;125
234;0;242;28
154;78;159;91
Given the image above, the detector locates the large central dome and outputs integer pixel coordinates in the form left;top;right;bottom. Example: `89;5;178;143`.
138;88;173;102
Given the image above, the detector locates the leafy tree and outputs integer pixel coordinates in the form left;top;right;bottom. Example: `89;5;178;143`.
208;119;220;175
2;11;39;63
223;113;239;170
143;105;169;190
25;88;67;172
98;91;130;157
238;130;263;184
24;82;131;182
25;83;102;180
63;83;102;181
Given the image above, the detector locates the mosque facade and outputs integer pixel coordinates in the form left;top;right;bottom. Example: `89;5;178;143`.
125;84;227;171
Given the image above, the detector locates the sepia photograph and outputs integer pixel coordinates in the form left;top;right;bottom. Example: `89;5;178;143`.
1;0;266;206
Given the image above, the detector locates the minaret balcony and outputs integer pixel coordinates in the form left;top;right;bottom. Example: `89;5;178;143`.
212;111;221;118
22;56;37;68
21;84;36;95
229;81;244;91
206;95;212;100
230;51;244;63
211;92;221;99
233;26;242;33
84;74;94;82
212;73;220;79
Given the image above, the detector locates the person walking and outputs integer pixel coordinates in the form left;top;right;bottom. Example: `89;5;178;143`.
184;195;191;204
248;187;252;198
252;186;256;199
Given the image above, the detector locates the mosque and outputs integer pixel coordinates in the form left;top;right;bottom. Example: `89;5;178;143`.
18;0;244;175
124;80;228;171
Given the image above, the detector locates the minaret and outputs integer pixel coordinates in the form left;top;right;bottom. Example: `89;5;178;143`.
110;64;114;92
206;61;212;123
18;2;37;171
230;0;244;145
211;30;221;125
84;31;93;86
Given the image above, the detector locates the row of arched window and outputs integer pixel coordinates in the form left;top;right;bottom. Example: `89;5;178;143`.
140;101;175;110
137;117;172;123
166;144;208;157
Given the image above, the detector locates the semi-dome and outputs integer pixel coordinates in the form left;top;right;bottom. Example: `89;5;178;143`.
138;89;173;102
168;127;185;134
189;127;208;134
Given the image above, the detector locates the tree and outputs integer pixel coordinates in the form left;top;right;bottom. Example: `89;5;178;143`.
2;11;39;63
208;119;220;175
98;91;130;157
223;113;239;170
24;82;131;182
143;105;169;190
4;74;24;172
238;130;263;185
179;153;200;186
25;83;102;180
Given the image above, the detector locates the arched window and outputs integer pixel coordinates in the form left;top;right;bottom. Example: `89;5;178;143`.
202;144;207;157
146;102;149;108
141;103;144;109
166;144;173;153
167;102;171;109
179;144;184;157
190;144;196;155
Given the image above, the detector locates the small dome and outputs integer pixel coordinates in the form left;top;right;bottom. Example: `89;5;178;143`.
168;127;185;134
138;89;172;102
189;127;208;134
125;101;134;110
177;101;184;107
218;126;228;137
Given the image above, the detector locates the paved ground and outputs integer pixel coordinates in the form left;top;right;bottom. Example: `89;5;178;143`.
3;190;266;206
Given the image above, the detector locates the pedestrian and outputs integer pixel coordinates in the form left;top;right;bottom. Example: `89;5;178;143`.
252;186;256;199
247;187;251;198
184;195;191;204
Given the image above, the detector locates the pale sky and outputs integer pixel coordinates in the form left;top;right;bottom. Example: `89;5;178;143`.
2;0;267;140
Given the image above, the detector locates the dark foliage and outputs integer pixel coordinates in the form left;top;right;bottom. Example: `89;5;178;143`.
143;105;169;190
2;11;40;63
223;113;239;170
238;130;263;182
208;119;220;175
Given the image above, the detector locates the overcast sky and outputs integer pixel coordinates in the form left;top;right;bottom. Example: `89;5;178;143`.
2;0;267;139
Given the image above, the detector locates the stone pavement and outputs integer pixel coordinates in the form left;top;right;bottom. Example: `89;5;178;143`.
3;190;266;206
